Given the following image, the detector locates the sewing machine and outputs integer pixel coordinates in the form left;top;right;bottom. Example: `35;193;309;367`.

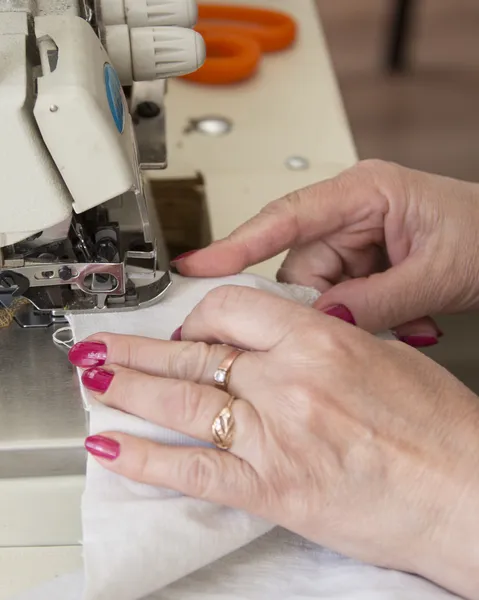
0;0;207;587
0;0;204;327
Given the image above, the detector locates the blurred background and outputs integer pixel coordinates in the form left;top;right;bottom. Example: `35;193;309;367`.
317;0;478;181
317;0;479;390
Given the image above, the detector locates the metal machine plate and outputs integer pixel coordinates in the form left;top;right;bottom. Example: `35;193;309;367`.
0;326;87;479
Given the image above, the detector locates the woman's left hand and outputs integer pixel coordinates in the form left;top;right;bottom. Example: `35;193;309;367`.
69;286;479;599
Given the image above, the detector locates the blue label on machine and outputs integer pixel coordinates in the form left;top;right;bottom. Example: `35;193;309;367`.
104;63;125;134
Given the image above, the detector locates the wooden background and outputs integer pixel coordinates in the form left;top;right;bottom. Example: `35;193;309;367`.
317;0;479;181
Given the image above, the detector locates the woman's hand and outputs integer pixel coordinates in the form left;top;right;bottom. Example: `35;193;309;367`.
70;286;479;599
172;160;479;339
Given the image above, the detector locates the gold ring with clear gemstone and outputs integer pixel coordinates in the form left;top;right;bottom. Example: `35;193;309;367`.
213;348;243;391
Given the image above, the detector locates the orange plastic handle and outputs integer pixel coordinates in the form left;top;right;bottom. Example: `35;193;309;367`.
185;27;261;85
182;4;297;85
197;4;296;53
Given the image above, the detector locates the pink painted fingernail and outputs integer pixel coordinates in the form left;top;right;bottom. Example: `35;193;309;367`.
68;342;107;367
85;435;120;461
399;335;438;348
324;304;356;325
81;368;113;393
171;250;198;264
170;326;182;341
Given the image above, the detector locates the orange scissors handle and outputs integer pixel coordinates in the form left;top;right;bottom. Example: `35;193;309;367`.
197;4;296;52
188;28;261;85
182;4;297;85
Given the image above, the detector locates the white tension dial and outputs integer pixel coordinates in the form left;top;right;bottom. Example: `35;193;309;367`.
104;24;205;84
99;0;198;28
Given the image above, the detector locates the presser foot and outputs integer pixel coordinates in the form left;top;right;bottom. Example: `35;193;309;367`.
0;263;172;327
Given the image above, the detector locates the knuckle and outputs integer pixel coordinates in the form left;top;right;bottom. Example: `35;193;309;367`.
278;384;317;428
180;451;220;499
197;286;228;316
203;285;234;308
264;191;301;215
276;187;315;219
200;285;245;316
173;341;211;382
116;336;136;367
353;159;403;190
304;320;352;362
136;440;155;483
178;380;205;425
355;158;403;180
259;187;316;239
356;158;390;172
317;326;342;355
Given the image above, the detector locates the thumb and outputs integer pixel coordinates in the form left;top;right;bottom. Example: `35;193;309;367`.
313;257;438;332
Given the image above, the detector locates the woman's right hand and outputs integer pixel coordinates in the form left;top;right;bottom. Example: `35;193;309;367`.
173;160;479;337
73;286;479;599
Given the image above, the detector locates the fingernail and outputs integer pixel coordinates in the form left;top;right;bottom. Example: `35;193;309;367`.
81;367;114;393
170;326;182;341
68;341;107;368
323;304;356;325
85;435;120;461
399;335;438;348
171;250;198;264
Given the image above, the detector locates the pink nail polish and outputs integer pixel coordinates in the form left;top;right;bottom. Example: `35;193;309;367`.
400;335;438;348
170;250;198;263
324;304;356;325
170;326;182;341
81;368;113;393
85;435;120;461
68;341;107;367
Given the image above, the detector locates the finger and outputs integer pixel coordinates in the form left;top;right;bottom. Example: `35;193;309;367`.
276;240;381;292
276;266;334;292
84;432;262;509
81;365;260;457
393;317;442;347
313;254;442;332
172;164;390;277
182;285;327;350
69;334;256;393
276;241;343;291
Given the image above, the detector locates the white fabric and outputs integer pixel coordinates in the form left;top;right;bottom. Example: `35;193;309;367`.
12;274;459;600
11;536;461;600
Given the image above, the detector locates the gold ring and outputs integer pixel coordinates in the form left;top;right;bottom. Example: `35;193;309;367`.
213;348;243;391
212;396;236;450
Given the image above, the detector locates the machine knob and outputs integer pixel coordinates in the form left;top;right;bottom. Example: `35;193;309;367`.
100;0;197;28
104;25;205;83
130;26;205;80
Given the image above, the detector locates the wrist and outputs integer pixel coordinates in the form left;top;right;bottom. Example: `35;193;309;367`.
412;434;479;598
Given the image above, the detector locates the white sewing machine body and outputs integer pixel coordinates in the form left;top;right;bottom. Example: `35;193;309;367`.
0;0;204;324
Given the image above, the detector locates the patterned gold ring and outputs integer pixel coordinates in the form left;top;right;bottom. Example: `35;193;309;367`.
212;396;236;450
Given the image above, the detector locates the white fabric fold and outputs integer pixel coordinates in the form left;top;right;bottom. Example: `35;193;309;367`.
56;274;457;600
